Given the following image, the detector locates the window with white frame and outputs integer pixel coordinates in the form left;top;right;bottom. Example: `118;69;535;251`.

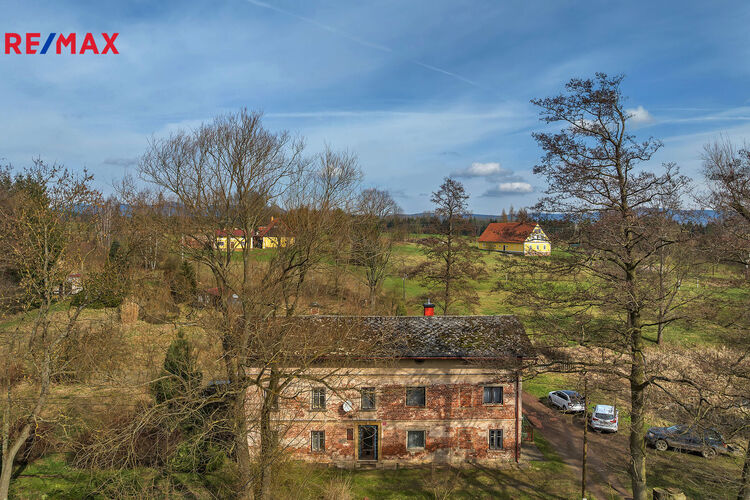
311;430;325;451
311;387;326;410
489;429;503;449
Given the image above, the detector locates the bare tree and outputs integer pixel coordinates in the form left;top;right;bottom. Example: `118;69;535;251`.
415;177;484;315
529;73;690;500
138;109;362;499
0;161;101;500
350;188;401;306
702;138;750;500
703;139;750;222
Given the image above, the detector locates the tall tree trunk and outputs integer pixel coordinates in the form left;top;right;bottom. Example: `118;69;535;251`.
254;371;279;500
233;387;253;499
629;310;648;500
656;322;664;345
739;438;750;500
0;423;31;500
657;246;665;345
581;375;588;499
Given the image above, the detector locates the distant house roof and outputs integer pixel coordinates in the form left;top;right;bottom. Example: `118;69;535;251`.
287;315;532;359
216;229;246;237
256;217;291;238
478;222;538;243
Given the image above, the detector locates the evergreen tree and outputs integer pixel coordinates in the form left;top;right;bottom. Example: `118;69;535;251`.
151;330;203;405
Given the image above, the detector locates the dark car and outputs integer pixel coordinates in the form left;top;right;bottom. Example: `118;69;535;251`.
646;425;732;458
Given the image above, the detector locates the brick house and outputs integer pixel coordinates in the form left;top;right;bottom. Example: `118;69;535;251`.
249;308;533;468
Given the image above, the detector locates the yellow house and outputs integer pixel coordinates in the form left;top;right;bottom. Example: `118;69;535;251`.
478;222;551;256
254;217;294;249
215;229;248;251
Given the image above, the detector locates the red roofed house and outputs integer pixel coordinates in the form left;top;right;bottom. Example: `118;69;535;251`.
253;217;294;249
477;222;551;256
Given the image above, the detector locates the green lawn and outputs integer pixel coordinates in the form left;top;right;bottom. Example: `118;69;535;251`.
11;453;582;500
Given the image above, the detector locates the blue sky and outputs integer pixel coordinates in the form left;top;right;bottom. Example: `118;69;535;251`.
2;0;750;213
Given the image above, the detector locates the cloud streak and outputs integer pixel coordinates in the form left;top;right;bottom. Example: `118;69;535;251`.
245;0;479;87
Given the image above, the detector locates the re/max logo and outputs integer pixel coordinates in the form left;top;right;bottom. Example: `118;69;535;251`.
3;33;119;54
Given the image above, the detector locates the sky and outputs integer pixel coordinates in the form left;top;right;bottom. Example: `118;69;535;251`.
2;0;750;214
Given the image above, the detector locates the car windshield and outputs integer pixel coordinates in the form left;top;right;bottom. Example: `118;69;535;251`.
666;425;684;433
595;412;614;420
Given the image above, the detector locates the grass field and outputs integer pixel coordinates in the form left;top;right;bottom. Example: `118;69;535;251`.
10;443;582;500
4;237;747;499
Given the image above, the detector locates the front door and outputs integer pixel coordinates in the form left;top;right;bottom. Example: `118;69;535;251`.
358;425;378;460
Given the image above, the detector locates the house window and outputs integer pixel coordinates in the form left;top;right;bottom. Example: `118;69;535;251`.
407;430;426;449
489;429;503;450
311;388;326;410
311;431;325;452
483;386;503;404
406;387;426;407
361;387;376;410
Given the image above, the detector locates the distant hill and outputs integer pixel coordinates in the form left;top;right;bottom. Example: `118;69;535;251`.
399;210;721;224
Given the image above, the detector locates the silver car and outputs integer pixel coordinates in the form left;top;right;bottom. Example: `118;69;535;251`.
590;404;619;432
548;390;585;412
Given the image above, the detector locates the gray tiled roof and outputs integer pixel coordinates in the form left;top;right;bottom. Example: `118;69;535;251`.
291;315;532;359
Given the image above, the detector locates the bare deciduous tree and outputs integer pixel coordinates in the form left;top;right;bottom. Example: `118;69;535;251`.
415;177;484;315
0;161;101;500
702;138;750;500
138;109;362;499
528;73;690;500
350;188;401;306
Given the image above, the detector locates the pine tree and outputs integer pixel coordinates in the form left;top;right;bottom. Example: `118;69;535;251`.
151;330;203;405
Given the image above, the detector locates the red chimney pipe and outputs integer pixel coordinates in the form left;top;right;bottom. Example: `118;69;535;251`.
423;299;435;316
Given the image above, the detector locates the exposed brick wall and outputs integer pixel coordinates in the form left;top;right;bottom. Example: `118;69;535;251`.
248;360;522;467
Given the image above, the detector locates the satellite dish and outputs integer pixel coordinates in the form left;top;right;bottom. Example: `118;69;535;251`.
342;400;353;413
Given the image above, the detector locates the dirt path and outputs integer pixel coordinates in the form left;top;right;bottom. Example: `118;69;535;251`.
523;392;631;500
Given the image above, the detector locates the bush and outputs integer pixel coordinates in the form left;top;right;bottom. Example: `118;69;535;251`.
71;267;128;309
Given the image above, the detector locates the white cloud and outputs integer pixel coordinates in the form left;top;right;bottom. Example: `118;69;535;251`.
453;161;504;177
627;105;654;126
482;182;534;196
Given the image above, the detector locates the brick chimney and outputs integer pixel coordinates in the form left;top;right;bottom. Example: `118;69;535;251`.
423;299;435;316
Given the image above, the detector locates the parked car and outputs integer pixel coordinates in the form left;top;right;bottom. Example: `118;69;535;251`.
590;404;618;432
646;425;734;458
548;390;585;412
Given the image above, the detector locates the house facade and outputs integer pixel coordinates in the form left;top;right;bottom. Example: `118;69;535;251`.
215;229;247;251
477;222;551;256
254;217;294;249
248;314;533;468
215;218;294;251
